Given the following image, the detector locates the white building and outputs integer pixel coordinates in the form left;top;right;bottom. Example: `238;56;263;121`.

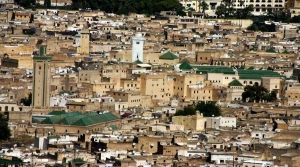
179;0;285;16
250;130;275;139
132;33;144;62
206;117;237;129
211;152;234;164
242;160;274;167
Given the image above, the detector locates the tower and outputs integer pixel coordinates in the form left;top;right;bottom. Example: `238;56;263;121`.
32;45;51;109
75;34;81;47
77;30;90;55
132;33;144;62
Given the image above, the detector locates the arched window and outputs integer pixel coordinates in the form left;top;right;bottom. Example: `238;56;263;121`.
11;107;14;111
5;106;8;112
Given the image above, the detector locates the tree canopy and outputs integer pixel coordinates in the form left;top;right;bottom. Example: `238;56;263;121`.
174;101;221;117
199;0;209;16
0;113;11;140
215;1;253;19
20;93;32;106
242;85;277;103
71;0;185;16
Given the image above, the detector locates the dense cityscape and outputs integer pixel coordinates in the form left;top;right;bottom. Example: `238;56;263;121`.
0;0;300;166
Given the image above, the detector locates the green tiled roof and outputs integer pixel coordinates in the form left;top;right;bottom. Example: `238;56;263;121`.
179;62;193;70
57;112;98;125
266;48;276;53
282;50;289;54
32;117;41;123
247;66;254;70
72;112;119;126
69;158;86;163
135;59;143;64
0;158;22;164
110;125;118;130
190;65;283;80
192;65;235;74
237;69;281;79
159;51;179;60
48;135;60;139
40;112;82;124
40;112;119;126
228;79;243;87
48;110;66;115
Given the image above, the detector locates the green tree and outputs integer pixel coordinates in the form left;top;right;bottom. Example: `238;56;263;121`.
0;113;10;140
174;106;196;116
18;0;36;8
238;4;253;19
174;101;221;117
215;4;226;18
20;93;32;106
242;85;277;103
199;0;209;16
69;0;185;16
195;101;221;117
44;0;51;8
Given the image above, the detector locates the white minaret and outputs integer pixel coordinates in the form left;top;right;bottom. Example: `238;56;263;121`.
132;33;144;62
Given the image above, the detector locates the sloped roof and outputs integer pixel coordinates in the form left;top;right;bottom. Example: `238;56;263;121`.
57;113;93;125
32;117;41;123
238;69;281;79
48;135;60;139
48;110;66;115
228;79;243;87
282;50;289;54
190;65;282;80
72;112;119;126
135;59;143;64
41;111;119;127
247;66;254;70
179;61;193;70
159;51;179;60
110;125;118;130
192;65;235;74
266;48;276;53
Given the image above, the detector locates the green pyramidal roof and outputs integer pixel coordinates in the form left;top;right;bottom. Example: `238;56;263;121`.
266;48;276;53
135;59;143;64
247;66;254;70
179;61;193;70
228;79;243;87
282;50;289;54
159;51;179;60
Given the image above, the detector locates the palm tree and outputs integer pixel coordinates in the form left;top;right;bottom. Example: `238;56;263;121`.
199;0;209;17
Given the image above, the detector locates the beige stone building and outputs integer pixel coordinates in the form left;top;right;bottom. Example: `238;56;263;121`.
173;74;206;100
262;77;284;97
77;30;90;55
186;86;218;102
172;111;206;131
106;90;152;109
226;79;244;102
